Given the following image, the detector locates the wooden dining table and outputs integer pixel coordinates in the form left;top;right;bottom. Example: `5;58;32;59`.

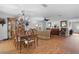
17;31;38;53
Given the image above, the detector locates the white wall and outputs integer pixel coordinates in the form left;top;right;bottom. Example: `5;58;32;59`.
27;17;67;30
68;19;79;33
25;17;44;31
25;16;79;33
72;22;79;33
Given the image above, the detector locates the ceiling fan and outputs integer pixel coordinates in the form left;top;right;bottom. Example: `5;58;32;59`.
44;17;50;21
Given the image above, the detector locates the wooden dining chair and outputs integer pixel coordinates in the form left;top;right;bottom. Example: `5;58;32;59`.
32;29;38;46
14;26;25;50
13;33;20;50
24;29;36;48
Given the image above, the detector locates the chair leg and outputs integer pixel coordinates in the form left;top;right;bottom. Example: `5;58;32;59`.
36;37;38;46
33;41;36;48
16;42;20;50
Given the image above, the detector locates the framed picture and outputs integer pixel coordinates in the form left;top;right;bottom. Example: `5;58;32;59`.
60;21;67;28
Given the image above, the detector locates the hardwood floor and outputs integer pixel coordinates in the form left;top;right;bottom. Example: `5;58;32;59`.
0;34;79;54
64;34;79;53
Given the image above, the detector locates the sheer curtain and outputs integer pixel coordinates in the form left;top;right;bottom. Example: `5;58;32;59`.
0;24;7;40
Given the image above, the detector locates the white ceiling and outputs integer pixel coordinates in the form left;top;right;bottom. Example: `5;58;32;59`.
0;4;79;19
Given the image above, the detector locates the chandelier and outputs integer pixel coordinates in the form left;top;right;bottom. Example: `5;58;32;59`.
18;10;29;26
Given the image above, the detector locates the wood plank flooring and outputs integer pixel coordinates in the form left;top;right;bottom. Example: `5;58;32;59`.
0;34;79;54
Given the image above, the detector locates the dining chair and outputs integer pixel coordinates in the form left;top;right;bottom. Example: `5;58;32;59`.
32;29;38;46
24;29;36;48
14;26;25;50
